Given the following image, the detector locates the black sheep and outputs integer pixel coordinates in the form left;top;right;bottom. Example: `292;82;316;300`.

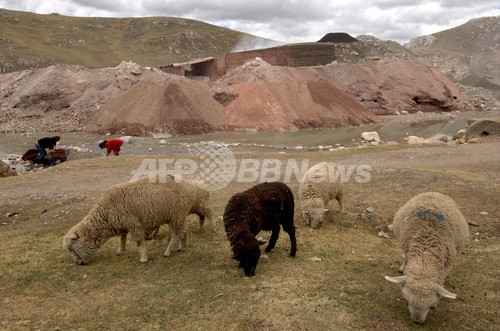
223;182;297;276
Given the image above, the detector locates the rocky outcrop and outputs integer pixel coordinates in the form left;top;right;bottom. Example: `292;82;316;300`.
465;117;500;141
315;59;467;115
405;16;500;100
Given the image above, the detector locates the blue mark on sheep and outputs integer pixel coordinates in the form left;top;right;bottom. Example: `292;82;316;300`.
411;210;446;222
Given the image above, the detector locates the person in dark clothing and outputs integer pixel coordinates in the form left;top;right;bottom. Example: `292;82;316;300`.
98;139;123;156
34;136;60;164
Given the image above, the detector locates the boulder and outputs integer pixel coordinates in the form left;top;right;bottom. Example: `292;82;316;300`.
465;117;500;142
151;133;172;139
454;129;466;140
0;160;17;177
119;136;134;143
406;136;425;144
361;131;381;142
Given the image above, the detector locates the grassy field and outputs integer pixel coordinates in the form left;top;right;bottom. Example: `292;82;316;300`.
0;142;499;330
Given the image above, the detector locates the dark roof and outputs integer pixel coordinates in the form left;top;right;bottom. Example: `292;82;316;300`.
317;33;358;43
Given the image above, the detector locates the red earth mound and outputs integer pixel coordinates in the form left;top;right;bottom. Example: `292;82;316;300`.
84;80;227;135
224;80;379;131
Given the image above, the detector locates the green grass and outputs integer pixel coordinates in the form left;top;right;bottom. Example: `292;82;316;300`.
0;8;246;72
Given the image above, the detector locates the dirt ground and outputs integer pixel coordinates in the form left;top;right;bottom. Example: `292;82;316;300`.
0;135;499;330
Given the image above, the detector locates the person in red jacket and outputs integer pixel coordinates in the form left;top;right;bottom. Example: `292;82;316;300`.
98;139;123;156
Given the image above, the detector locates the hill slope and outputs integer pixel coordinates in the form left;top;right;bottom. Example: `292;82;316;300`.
0;8;256;72
406;16;500;97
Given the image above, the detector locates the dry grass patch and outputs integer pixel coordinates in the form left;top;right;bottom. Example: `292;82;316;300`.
1;144;499;330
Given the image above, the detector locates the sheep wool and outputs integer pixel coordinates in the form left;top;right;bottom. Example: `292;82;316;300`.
223;182;297;276
298;161;344;228
132;175;216;232
63;180;213;264
385;192;470;324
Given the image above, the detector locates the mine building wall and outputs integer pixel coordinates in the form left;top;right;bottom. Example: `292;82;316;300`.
224;43;336;70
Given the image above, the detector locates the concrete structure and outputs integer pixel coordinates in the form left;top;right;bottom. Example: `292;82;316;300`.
160;57;218;81
224;43;336;70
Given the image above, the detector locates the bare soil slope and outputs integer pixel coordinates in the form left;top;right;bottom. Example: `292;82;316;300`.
0;57;470;135
84;80;227;135
315;59;467;115
224;80;379;130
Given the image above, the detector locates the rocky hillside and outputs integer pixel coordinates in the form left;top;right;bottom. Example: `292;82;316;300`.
405;16;500;99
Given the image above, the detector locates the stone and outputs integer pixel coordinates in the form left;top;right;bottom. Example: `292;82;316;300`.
407;136;424;144
438;135;450;142
119;136;134;143
361;131;381;142
454;129;466;140
152;133;172;139
0;160;17;177
308;257;323;262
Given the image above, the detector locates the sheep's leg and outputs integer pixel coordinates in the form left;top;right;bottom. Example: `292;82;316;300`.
146;226;160;240
197;214;205;230
164;221;185;257
398;254;407;274
265;224;281;253
178;229;188;252
286;226;297;257
136;240;148;263
128;223;148;263
164;233;179;257
116;232;127;255
336;190;345;213
197;203;215;232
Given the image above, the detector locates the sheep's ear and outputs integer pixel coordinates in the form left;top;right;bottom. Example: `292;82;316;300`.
385;275;407;284
437;285;457;299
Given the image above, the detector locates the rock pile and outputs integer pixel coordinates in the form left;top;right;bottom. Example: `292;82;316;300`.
0;56;473;135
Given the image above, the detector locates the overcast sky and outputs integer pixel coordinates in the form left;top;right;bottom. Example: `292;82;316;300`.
1;0;499;44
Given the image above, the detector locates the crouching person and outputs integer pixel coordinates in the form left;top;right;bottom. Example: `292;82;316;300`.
99;139;123;156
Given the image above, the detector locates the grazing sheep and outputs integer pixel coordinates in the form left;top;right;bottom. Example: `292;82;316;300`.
63;180;213;264
132;175;216;232
385;192;470;324
298;161;344;228
223;182;297;276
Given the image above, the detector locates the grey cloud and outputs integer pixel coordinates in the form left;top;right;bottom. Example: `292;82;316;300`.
0;0;498;43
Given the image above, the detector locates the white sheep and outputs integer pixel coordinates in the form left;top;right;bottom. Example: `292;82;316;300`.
298;161;344;228
62;180;214;264
385;192;470;324
132;174;216;233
